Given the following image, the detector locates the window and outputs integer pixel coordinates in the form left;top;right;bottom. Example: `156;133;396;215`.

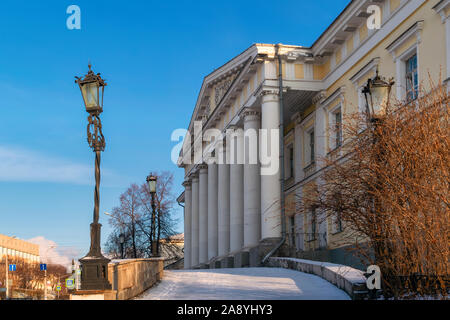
289;146;294;178
309;130;315;164
289;216;296;247
332;211;343;234
335;111;342;148
406;54;418;101
330;107;343;150
294;214;304;251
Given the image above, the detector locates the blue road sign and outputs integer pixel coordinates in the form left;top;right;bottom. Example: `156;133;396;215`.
40;264;47;271
9;264;16;272
66;278;75;289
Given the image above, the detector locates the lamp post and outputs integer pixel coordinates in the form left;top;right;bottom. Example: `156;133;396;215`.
362;68;395;123
362;69;394;296
146;174;158;257
75;64;111;290
119;233;125;259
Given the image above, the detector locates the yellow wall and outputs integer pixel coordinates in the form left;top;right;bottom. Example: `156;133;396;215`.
292;0;447;251
325;1;445;116
390;0;401;13
359;23;368;42
295;64;304;79
313;59;331;80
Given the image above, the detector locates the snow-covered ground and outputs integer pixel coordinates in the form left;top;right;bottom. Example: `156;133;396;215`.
135;267;350;300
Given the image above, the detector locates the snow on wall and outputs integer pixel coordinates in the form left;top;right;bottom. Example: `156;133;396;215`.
268;257;367;299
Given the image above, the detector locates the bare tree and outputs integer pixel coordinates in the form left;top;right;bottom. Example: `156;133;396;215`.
138;171;178;256
0;256;69;299
105;172;180;260
108;184;142;258
297;79;449;298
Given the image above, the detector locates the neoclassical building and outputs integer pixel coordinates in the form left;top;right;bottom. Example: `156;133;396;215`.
0;234;40;263
178;0;449;269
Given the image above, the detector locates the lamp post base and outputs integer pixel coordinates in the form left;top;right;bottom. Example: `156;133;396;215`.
79;257;112;290
79;223;112;290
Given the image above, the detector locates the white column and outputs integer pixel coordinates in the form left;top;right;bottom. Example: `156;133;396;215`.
198;165;208;264
229;126;244;253
218;141;230;256
260;91;281;240
207;163;218;260
191;173;199;266
183;180;192;269
242;109;261;248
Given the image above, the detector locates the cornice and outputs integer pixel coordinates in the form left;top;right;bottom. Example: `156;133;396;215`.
320;86;346;109
433;0;450;23
386;21;424;59
349;57;380;87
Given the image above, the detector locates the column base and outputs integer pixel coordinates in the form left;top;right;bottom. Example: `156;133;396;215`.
206;238;288;269
209;259;221;269
192;263;209;270
233;251;250;268
220;256;234;268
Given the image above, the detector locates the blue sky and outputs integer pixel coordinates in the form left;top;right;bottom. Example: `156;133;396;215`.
0;0;350;261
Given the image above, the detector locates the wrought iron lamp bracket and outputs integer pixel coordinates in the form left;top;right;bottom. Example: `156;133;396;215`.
87;112;106;152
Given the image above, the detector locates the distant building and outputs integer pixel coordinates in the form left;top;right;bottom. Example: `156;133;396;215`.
0;234;40;263
160;233;184;268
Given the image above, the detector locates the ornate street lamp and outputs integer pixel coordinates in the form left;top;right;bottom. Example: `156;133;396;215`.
362;68;395;123
75;64;111;290
146;174;158;256
119;233;125;259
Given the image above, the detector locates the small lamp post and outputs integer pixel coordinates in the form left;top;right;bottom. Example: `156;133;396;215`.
362;69;394;274
119;233;125;259
146;174;158;257
75;64;111;290
362;68;395;123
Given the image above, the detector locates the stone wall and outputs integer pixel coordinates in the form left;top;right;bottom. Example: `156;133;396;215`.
108;258;164;300
267;257;369;300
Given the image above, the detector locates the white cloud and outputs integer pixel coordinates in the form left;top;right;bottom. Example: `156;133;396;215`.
27;236;80;272
0;145;91;184
0;145;124;186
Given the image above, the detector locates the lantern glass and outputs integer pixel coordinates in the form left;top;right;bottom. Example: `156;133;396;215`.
370;84;390;115
81;81;100;112
148;177;157;193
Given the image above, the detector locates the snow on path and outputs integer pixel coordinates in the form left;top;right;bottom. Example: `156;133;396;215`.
135;267;350;300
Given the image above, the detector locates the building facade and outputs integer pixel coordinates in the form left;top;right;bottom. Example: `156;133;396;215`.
178;0;450;269
0;234;40;263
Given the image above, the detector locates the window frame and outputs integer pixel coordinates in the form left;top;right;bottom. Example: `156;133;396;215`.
309;129;315;164
328;104;343;151
405;53;418;101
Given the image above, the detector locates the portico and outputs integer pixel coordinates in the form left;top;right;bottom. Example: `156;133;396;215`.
178;44;321;269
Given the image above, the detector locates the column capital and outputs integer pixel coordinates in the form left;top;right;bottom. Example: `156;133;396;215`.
189;171;199;181
312;91;326;105
259;89;280;104
226;124;244;132
260;88;279;96
198;164;208;172
240;108;261;122
182;180;192;188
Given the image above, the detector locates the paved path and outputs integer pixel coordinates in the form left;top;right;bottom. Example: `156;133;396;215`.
135;267;350;300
